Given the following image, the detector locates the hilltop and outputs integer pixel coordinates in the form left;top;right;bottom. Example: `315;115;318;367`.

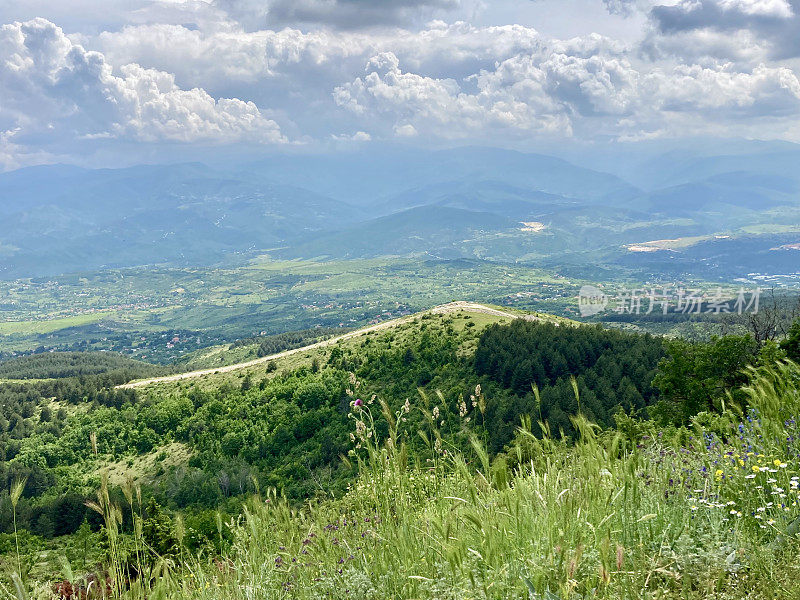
119;302;560;389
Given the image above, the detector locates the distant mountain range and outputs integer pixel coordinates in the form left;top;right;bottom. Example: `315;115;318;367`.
1;144;799;279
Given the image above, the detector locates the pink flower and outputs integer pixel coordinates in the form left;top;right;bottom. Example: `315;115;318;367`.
354;398;363;407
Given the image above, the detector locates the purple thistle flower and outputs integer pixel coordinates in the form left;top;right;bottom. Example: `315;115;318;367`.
354;398;364;407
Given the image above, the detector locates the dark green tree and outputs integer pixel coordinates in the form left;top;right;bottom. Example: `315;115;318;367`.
781;319;800;363
652;335;758;423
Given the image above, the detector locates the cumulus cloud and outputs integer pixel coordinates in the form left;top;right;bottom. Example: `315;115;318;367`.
646;64;800;114
3;1;800;167
95;21;551;87
334;48;642;139
333;41;800;143
0;18;285;155
334;51;573;139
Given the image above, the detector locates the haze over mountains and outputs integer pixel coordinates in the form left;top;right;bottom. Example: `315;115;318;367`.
1;143;799;280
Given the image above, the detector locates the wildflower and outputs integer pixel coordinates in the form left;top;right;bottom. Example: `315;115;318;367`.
752;466;760;473
354;398;363;408
355;420;366;437
745;474;757;479
768;519;776;526
459;399;468;418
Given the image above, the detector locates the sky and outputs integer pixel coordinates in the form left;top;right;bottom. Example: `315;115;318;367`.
1;0;800;170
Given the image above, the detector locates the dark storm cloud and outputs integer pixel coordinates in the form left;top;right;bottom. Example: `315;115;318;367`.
649;0;800;59
215;0;461;30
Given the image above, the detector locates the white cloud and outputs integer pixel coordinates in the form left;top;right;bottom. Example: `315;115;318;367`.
335;51;573;139
333;43;800;143
646;63;800;114
3;1;800;167
717;0;793;17
393;124;419;137
331;130;372;141
0;18;286;155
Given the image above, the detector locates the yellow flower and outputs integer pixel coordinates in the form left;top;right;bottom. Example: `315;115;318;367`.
774;459;782;467
752;466;760;473
738;459;745;467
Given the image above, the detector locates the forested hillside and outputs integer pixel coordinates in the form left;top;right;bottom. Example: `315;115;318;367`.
0;352;166;381
474;321;663;439
2;312;670;546
2;308;800;598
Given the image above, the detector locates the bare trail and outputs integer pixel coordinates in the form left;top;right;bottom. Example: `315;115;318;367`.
118;302;525;389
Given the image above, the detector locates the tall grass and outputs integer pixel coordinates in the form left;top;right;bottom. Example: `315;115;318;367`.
5;363;800;599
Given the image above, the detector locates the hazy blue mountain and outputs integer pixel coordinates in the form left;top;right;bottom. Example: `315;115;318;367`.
0;163;359;278
642;179;792;216
563;139;800;190
629;149;800;191
243;146;642;206
373;180;580;218
1;145;799;279
276;205;516;259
